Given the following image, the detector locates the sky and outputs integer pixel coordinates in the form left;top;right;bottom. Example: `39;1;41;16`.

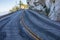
0;0;27;12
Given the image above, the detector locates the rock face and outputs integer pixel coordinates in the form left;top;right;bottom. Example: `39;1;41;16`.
48;0;55;20
27;0;60;21
27;0;46;11
49;0;60;21
54;0;60;21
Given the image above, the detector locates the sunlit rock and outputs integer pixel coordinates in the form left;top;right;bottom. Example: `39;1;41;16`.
49;0;60;21
27;0;46;11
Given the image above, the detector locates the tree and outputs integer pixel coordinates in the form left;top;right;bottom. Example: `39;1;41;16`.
10;6;19;12
19;0;23;8
10;0;28;12
19;0;28;9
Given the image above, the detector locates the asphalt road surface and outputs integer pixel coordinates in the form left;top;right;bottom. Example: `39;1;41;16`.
0;9;60;40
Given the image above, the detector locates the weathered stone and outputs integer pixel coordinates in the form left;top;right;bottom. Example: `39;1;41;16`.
49;0;60;21
27;0;46;11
